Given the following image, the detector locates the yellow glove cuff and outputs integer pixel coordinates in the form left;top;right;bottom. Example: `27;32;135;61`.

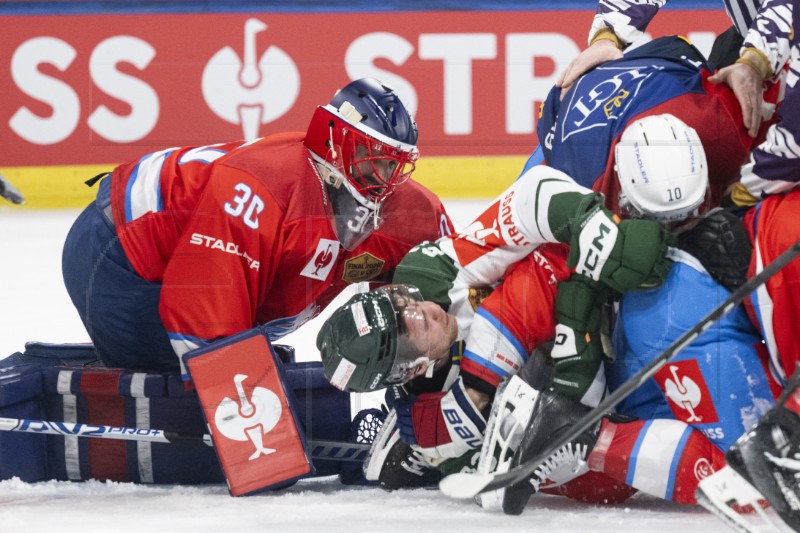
736;48;772;81
589;28;624;50
731;182;759;207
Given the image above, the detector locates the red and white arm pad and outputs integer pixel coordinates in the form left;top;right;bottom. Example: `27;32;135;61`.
395;377;487;461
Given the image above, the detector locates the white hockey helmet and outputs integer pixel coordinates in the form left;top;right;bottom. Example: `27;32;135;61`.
615;114;708;223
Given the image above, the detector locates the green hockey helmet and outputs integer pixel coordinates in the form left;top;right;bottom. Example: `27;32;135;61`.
317;285;434;392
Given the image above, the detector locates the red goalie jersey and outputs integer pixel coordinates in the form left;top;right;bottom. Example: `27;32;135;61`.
108;133;450;375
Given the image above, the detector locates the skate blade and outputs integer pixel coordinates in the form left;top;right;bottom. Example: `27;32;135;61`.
696;466;793;533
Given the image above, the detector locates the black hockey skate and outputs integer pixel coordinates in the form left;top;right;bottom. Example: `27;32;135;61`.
377;439;443;491
502;387;600;515
725;399;800;531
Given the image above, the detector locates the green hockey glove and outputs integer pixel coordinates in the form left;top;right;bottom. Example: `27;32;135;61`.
550;275;609;405
568;205;675;293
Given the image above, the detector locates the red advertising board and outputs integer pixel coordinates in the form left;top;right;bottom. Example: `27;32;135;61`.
0;10;731;169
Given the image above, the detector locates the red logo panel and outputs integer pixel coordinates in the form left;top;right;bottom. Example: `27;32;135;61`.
188;333;311;496
653;359;719;424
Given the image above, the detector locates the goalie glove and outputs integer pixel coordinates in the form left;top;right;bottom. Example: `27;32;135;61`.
394;377;487;462
677;208;751;292
550;274;609;406
568;203;675;293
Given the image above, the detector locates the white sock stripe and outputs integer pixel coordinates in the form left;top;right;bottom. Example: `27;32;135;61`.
629;419;690;499
752;239;784;383
130;373;154;483
135;395;154;483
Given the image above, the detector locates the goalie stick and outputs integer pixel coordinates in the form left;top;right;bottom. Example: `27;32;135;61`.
439;239;800;499
0;416;371;463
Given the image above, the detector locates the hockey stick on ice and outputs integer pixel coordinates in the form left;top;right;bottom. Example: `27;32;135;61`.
0;173;24;204
0;416;371;463
440;239;800;499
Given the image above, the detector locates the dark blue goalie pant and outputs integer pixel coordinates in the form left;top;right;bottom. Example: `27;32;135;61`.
61;177;177;371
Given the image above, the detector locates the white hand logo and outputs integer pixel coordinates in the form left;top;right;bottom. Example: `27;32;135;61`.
214;374;282;461
664;365;703;422
461;219;500;246
202;18;300;140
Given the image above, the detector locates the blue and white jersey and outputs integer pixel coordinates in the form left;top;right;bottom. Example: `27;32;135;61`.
609;250;776;451
536;39;708;187
587;1;800;200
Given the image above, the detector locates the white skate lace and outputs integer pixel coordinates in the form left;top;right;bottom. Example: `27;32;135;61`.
401;449;429;476
529;443;588;491
765;451;800;511
765;451;800;472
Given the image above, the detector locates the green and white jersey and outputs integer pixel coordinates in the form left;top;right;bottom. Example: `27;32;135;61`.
393;165;598;340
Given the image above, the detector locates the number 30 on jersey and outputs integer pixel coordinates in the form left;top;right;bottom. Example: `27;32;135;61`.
224;183;264;230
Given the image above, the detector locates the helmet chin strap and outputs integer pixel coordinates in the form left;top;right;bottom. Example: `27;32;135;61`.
616;193;641;219
372;199;383;229
404;356;437;381
425;358;436;378
327;121;339;160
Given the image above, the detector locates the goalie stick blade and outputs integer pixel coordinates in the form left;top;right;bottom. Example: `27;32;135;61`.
0;416;371;463
438;472;497;499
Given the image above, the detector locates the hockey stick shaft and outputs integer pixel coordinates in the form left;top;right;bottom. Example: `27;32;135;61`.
440;239;800;498
0;416;371;463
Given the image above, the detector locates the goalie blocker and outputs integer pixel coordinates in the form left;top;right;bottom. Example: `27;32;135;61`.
184;328;314;496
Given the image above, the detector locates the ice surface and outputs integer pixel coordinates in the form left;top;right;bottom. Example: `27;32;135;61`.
0;203;731;532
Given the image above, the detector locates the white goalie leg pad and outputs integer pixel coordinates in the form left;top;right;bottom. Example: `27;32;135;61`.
475;375;540;509
696;466;793;533
364;409;400;482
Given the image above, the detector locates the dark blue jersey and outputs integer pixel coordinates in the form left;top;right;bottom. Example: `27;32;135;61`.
532;37;754;211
